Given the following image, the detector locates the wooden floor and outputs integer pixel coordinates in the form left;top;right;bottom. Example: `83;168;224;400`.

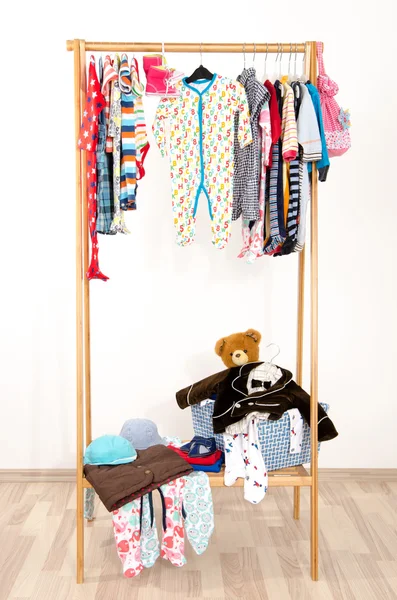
1;474;397;600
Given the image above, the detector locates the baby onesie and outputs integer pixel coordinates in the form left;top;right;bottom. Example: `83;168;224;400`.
111;478;186;578
263;81;285;254
130;57;150;180
112;499;143;578
182;471;214;555
239;99;272;262
101;55;119;152
108;55;130;234
224;415;268;504
153;75;252;249
232;68;270;222
78;55;108;281
140;493;160;568
119;54;137;210
275;82;302;256
294;84;322;252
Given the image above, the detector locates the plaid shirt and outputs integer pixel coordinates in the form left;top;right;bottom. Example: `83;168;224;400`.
96;110;115;234
232;68;270;221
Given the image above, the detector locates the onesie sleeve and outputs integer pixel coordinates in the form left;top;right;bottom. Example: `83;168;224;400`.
232;82;253;149
152;98;171;158
281;84;298;162
297;88;322;163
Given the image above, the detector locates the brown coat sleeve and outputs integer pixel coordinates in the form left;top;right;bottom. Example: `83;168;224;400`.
175;368;230;409
289;381;338;442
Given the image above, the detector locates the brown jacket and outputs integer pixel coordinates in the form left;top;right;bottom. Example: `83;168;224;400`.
84;445;193;511
176;363;338;442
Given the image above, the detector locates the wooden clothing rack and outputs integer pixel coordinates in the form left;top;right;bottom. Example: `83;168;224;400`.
66;39;320;584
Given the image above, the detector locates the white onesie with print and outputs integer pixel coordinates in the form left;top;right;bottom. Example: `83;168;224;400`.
223;413;269;504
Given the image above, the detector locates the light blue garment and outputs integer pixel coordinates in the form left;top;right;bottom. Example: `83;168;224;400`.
182;471;214;555
83;434;137;465
306;82;330;175
119;419;165;450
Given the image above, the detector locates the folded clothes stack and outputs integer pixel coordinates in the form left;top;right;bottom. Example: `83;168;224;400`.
168;436;224;473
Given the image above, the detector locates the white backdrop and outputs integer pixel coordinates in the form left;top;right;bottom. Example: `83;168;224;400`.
1;0;396;469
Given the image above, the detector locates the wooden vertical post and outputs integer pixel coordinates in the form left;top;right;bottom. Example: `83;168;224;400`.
79;41;92;448
309;40;319;582
74;38;85;585
294;217;305;521
294;42;310;521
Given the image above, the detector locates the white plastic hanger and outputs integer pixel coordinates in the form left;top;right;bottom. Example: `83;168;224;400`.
299;42;308;83
288;43;294;82
262;43;269;82
272;43;280;82
265;343;280;364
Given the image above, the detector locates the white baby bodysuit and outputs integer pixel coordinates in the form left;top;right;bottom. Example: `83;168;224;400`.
224;413;269;504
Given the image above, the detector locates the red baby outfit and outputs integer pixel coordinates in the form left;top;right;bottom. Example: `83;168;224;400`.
78;56;108;281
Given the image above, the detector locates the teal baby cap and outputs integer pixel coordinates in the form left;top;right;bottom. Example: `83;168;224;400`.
84;434;137;466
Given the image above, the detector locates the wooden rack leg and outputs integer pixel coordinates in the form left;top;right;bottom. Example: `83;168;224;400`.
294;246;305;520
309;40;319;582
79;40;92;450
293;490;300;520
74;38;85;585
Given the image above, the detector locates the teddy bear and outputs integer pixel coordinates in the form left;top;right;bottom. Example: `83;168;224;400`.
214;328;262;368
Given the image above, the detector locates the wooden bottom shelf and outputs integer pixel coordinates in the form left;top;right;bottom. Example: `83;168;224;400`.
82;465;311;490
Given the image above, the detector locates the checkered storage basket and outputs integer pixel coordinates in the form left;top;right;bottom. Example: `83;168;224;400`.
191;401;328;472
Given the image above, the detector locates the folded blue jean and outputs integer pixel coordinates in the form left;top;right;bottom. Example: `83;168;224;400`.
191;455;224;473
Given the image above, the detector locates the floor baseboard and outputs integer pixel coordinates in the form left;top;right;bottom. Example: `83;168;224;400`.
0;468;396;483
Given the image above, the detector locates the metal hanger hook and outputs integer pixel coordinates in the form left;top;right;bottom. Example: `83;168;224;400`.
278;43;282;74
264;42;268;72
288;43;292;73
265;343;281;364
253;42;256;65
200;41;203;64
274;43;280;70
294;43;298;77
162;41;165;60
243;42;246;68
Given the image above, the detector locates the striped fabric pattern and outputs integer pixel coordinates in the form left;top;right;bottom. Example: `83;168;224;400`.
101;55;119;153
120;93;137;210
263;139;284;253
281;79;298;162
119;54;137;211
119;54;132;93
108;56;130;235
278;154;300;255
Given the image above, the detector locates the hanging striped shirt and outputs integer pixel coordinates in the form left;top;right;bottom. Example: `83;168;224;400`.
281;78;298;162
101;55;119;153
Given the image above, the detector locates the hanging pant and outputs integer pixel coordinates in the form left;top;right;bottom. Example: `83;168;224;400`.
223;416;268;504
111;478;185;578
182;471;214;555
112;499;143;578
140;493;160;568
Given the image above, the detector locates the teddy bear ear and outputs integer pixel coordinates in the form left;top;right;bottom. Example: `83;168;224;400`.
215;338;226;356
245;329;262;344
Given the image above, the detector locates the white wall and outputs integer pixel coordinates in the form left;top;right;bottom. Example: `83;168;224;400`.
1;0;396;469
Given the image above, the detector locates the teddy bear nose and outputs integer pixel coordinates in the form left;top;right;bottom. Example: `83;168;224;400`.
235;353;241;358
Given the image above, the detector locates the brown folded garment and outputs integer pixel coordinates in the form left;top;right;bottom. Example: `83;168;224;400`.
84;445;193;511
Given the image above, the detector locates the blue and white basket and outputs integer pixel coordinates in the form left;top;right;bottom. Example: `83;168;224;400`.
191;401;328;472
